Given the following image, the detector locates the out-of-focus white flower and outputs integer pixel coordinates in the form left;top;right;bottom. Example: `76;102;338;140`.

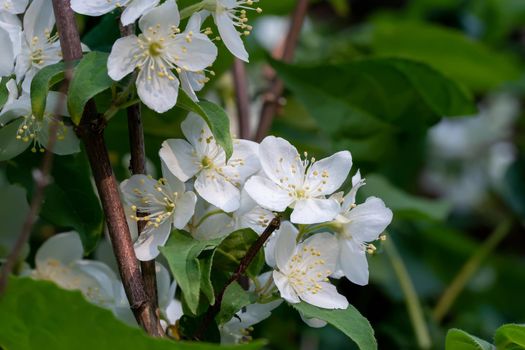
0;92;80;160
272;227;349;309
245;136;352;224
160;114;260;212
107;0;217;113
120;161;197;261
71;0;160;26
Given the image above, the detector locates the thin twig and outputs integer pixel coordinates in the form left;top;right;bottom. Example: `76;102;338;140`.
119;21;159;311
0;116;62;295
194;217;281;340
384;237;432;350
254;0;309;142
232;58;251;139
433;218;512;323
51;0;163;336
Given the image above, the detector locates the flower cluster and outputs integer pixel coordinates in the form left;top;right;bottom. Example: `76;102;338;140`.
118;113;393;340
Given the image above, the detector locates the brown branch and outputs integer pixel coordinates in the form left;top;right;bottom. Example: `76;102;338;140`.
254;0;309;142
0;119;61;295
193;217;281;340
119;21;159;311
51;0;163;336
232;58;251;139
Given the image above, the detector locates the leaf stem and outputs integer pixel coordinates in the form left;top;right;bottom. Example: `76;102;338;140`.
433;218;513;323
384;237;432;349
51;0;163;336
193;216;281;339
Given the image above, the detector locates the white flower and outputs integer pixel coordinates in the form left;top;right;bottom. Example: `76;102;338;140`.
156;263;183;330
336;197;392;286
0;92;80;161
220;299;282;344
13;0;62;92
205;0;262;62
120;161;197;261
245;136;352;224
187;197;232;240
71;0;160;26
30;231;118;308
272;228;349;309
332;170;366;223
231;189;275;235
0;0;28;14
0;14;21;77
107;0;217;113
160;114;260;212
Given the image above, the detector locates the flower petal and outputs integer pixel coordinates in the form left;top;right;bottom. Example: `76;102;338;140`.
136;61;179;113
107;35;142;81
274;221;298;270
0;0;29;14
23;0;55;41
138;0;179;34
213;11;248;62
194;170;240;212
290;198;340;224
121;0;160;26
172;191;197;229
71;0;120;16
159;138;200;182
0;25;14;76
299;281;349;309
344;196;393;242
169;33;217;71
259;136;304;187
0;119;28;161
230;139;260;182
273;270;300;303
305;151;352;196
35;231;83;269
134;218;172;261
338;240;369;286
244;175;293;212
300;313;328;328
155;262;171;309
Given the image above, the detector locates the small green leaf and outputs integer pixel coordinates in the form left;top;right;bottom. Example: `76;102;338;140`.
0;77;10;109
0;277;265;350
160;230;224;314
291;302;377;350
176;90;233;160
215;282;253;325
445;329;495;350
494;324;525;350
200;249;216;305
68;51;113;124
30;62;71;119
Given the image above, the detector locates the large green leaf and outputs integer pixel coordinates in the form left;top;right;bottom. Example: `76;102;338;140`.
291;302;377;350
30;62;71;119
6;152;104;253
215;282;253;325
68;51;114;124
160;230;224;315
494;324;525;350
272;57;476;139
0;277;265;350
370;20;522;91
445;329;495;350
176;90;233;160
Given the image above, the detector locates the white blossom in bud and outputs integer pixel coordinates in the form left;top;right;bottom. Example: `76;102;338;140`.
272;227;349;309
160;114;260;212
120;161;197;261
245;136;352;224
71;0;160;26
0;92;80;161
107;0;217;113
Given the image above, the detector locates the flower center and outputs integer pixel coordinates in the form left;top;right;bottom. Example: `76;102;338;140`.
148;41;164;57
284;245;331;295
201;156;213;168
16;114;67;153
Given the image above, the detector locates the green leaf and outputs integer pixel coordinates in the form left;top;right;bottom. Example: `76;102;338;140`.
445;329;495;350
6;152;104;253
200;249;216;305
0;119;28;161
494;324;525;350
160;230;224;315
0;277;265;350
291;302;377;350
0;184;29;259
215;282;253;325
360;174;452;221
370;20;522;91
68;51;113;124
272;57;476;139
0;77;10;109
213;228;264;278
176;90;233;160
30;62;71;119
